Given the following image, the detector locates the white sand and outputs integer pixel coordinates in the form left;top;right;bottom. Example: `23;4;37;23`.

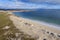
9;14;60;40
18;17;60;30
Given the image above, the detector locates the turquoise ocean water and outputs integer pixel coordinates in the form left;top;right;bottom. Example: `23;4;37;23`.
13;9;60;26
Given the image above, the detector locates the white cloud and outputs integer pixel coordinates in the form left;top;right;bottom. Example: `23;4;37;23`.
22;0;60;4
0;0;60;9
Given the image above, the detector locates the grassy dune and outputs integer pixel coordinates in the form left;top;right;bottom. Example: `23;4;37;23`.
0;12;36;40
0;12;17;40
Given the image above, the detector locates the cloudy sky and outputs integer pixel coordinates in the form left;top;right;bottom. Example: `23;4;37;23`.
0;0;60;9
21;0;60;4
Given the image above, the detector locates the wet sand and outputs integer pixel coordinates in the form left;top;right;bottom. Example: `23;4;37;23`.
9;14;60;40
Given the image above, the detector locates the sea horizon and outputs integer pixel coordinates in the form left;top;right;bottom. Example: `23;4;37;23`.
13;9;60;29
13;12;60;30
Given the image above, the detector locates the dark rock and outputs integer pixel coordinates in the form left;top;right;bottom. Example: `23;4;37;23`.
50;33;54;36
43;38;47;40
57;34;60;37
24;23;31;26
47;31;49;34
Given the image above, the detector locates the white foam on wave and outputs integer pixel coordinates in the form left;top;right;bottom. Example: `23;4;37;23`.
21;17;60;30
13;13;60;30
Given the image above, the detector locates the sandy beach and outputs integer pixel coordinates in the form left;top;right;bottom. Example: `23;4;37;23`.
9;13;60;40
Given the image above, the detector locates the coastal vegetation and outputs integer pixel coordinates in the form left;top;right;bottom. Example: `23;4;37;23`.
0;12;36;40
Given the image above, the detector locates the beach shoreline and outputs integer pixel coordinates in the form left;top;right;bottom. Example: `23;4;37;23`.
9;13;60;32
23;17;60;30
13;12;60;30
9;13;60;40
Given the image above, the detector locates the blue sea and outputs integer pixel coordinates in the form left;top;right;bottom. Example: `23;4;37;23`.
13;9;60;26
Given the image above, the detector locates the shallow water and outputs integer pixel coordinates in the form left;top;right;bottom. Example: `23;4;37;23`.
13;9;60;26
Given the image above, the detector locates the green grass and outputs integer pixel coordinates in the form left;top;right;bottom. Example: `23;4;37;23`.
0;12;37;40
0;12;19;40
